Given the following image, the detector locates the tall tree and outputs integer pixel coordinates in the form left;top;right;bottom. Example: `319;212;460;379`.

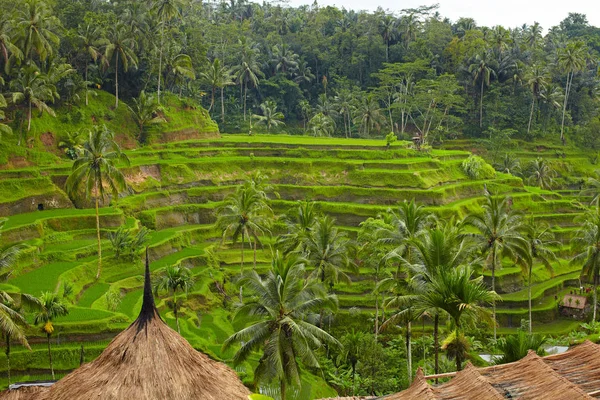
232;40;264;121
557;41;586;145
65;126;130;279
223;253;339;400
465;193;528;341
76;24;108;106
129;90;166;143
10;65;56;136
32;292;68;380
252;100;285;132
15;0;60;62
469;51;496;129
104;24;138;108
572;208;600;322
0;15;22;74
152;0;181;104
200;58;233;116
523;64;549;136
154;264;195;333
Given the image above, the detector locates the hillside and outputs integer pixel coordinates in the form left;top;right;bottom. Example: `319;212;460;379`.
0;91;596;394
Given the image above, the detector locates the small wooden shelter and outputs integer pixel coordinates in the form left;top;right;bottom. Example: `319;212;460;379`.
0;254;250;400
559;294;587;318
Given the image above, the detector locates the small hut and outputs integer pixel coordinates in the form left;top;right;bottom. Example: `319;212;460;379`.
559;294;587;318
1;255;250;400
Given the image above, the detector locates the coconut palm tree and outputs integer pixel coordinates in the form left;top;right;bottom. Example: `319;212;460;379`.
339;329;364;395
232;40;264;121
379;15;397;62
523;64;549;136
469;51;497;129
129;90;166;143
557;41;587;145
277;200;319;254
104;23;138;108
216;183;272;276
65;125;130;279
298;100;312;133
523;218;558;333
9;65;56;136
15;0;60;62
0;95;12;138
32;292;68;380
303;215;351;287
154;264;195;334
201;58;233;116
223;252;339;400
308;113;335;137
76;24;108;106
527;158;555;190
152;0;181;104
166;52;195;98
465;193;528;341
353;95;385;137
334;89;354;138
419;265;498;371
494;153;521;176
0;15;23;74
253;100;285;132
571;208;600;322
271;43;299;75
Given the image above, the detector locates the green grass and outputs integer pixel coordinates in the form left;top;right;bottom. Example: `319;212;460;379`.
2;207;121;230
8;261;79;295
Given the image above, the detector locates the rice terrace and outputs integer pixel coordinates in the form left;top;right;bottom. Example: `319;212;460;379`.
1;0;600;399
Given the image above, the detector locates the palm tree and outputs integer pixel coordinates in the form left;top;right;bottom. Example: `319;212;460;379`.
353;95;385;137
465;193;528;341
339;330;364;395
497;329;546;364
129;90;166;143
494;153;521;176
334;89;354;138
557;41;587;145
420;265;498;371
527;158;555;190
271;43;299;75
253;100;285;132
15;0;60;62
571;208;600;322
154;264;195;333
223;253;339;400
308;113;335;137
523;64;549;136
77;24;108;106
65;126;130;279
201;58;233;116
298;100;312;133
581;171;600;210
32;292;68;380
152;0;181;104
379;15;397;62
277;200;319;254
232;40;264;121
216;183;272;276
303;215;351;288
104;24;138;108
523;218;558;333
165;52;195;98
10;65;57;137
469;51;497;129
0;15;23;74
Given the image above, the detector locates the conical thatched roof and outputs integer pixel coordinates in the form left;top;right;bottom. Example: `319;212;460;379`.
0;386;48;400
35;254;250;400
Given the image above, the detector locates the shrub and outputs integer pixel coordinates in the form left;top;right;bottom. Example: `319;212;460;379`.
461;155;496;179
109;226;151;260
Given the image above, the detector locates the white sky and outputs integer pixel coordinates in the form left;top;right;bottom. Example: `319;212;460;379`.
284;0;600;31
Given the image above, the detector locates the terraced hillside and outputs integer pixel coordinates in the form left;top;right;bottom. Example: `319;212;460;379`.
0;134;592;393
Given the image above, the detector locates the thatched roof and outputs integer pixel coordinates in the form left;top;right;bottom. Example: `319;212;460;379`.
0;386;48;400
33;254;250;400
385;341;600;399
562;294;587;309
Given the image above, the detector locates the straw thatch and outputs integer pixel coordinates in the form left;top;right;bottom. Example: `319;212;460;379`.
385;341;600;399
0;386;48;400
37;255;250;400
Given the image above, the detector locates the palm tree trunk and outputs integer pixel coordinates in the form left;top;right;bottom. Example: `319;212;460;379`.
221;87;225;123
243;83;247;122
115;52;119;108
240;232;244;302
47;333;54;380
560;72;572;146
158;24;164;104
6;335;10;386
280;378;286;400
527;96;535;136
492;245;497;342
174;295;180;334
406;320;412;382
95;188;102;279
85;63;89;106
528;263;533;334
209;87;215;112
479;78;484;128
375;291;379;341
27;99;32;133
253;239;257;270
434;314;439;383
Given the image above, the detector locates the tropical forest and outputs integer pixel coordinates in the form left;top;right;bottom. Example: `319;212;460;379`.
0;0;600;399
